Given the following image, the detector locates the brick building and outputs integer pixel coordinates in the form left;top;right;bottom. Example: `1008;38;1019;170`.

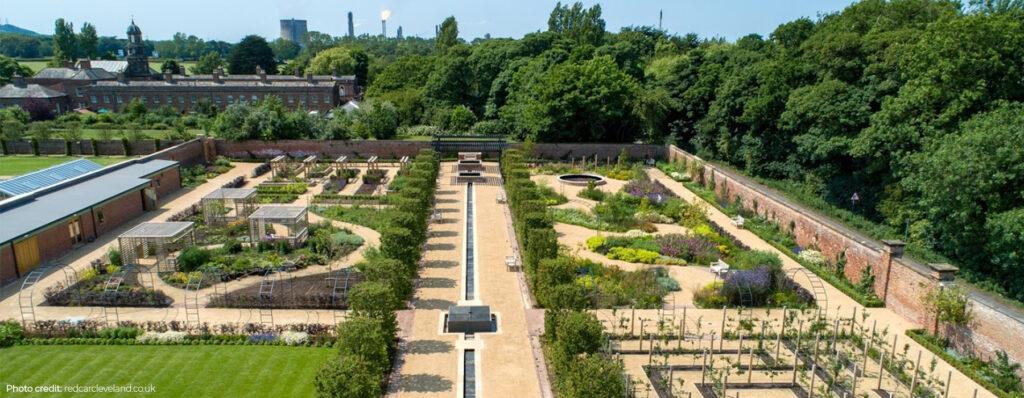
0;158;180;282
19;20;358;114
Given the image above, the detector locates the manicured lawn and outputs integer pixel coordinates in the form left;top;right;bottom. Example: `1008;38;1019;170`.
0;344;333;397
0;156;130;176
17;60;48;73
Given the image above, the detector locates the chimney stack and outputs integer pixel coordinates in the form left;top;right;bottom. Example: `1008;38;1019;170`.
117;72;128;84
294;67;302;78
382;20;387;37
12;73;26;88
306;72;314;83
164;70;174;83
78;59;91;69
257;65;267;84
347;12;354;37
213;67;223;83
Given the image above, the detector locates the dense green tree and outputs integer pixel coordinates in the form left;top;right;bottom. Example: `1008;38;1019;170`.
548;2;606;47
436;16;459;53
446;105;476;133
51;18;77;65
191;51;224;74
227;35;277;75
503;55;639;142
314;355;382;398
0;56;32;85
160;59;182;74
307;47;357;76
554;354;625;398
352;101;399;139
334;316;393;374
269;38;300;61
902;102;1024;298
78;22;98;59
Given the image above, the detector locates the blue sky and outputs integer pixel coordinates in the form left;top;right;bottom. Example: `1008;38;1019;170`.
3;0;857;42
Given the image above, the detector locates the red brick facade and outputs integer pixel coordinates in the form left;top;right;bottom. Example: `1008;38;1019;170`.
0;245;15;281
91;190;145;237
149;167;181;198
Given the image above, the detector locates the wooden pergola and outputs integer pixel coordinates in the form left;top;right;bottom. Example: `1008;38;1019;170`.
248;205;309;248
118;222;196;272
201;188;258;225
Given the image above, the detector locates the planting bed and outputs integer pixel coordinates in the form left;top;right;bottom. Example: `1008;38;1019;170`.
207;271;365;309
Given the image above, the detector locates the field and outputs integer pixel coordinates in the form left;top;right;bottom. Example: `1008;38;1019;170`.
0;156;129;176
0;345;333;397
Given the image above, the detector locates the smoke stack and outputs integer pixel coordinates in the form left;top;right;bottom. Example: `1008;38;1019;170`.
347;12;354;37
397;26;403;39
382;20;386;37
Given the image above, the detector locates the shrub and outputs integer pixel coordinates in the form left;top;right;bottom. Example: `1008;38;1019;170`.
98;327;142;339
693;282;726;308
797;249;827;266
314;354;382;398
0;319;23;347
107;247;123;267
136;331;187;343
177;247;212;272
729;250;782;271
585;235;606;252
335;316;393;375
605;247;660;264
578;182;606;201
280;331;309;345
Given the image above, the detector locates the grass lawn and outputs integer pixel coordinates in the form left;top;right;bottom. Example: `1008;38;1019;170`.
0;156;130;176
17;60;48;73
17;60;197;74
0;344;333;398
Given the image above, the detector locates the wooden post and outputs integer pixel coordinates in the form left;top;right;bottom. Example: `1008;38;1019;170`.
910;350;922;395
813;333;821;364
792;339;800;386
678;318;684;350
720;306;727;348
831;319;840;354
747;346;754;383
668;366;674;396
648;333;655;366
723;372;729;398
775;325;783;363
640;318;646;350
701;349;708;384
682;307;688;337
944;370;952;398
631;306;636;336
737;333;744;362
850;306;858;335
877;347;885;390
888;334;898;371
809;363;818;397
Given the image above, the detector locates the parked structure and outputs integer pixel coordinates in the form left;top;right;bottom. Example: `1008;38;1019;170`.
0;158;181;282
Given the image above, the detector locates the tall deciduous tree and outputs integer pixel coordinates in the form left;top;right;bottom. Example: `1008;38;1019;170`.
548;2;605;47
78;22;98;59
307;46;356;76
436;16;459;53
190;51;224;74
269;38;300;61
227;35;277;75
51;18;77;65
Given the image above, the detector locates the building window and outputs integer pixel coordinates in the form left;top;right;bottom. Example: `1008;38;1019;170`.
103;96;110;104
311;95;318;104
324;94;331;103
89;95;97;104
227;95;234;103
166;95;173;104
288;95;294;103
214;95;221;104
116;95;123;104
96;211;105;224
142;96;148;104
178;96;184;104
76;87;84;97
154;96;160;104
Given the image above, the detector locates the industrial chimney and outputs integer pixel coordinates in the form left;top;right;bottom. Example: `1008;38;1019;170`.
347;12;354;37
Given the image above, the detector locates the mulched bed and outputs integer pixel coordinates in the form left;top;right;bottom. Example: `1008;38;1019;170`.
43;274;173;307
206;271;365;309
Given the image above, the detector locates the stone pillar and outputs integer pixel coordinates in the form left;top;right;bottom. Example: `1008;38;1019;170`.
880;239;905;303
927;263;959;334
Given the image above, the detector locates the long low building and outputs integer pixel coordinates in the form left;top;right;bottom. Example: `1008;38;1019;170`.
0;158;181;282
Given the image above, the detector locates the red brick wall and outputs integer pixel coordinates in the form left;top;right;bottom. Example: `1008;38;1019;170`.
93;191;144;236
668;145;1024;375
35;220;74;266
0;244;16;283
150;167;181;198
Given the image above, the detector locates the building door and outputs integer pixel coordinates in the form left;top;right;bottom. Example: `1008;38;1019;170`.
68;218;83;245
143;188;157;211
13;237;40;275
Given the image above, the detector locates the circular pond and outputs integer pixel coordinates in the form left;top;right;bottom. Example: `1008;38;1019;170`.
557;174;607;186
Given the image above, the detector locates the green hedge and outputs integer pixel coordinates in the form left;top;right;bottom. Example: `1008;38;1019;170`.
906;329;1022;398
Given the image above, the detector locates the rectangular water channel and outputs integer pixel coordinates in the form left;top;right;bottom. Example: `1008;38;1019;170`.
464;182;476;300
463;349;477;398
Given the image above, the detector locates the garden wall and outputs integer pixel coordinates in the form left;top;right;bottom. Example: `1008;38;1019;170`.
212;140;667;161
668;145;1024;373
1;139;188;157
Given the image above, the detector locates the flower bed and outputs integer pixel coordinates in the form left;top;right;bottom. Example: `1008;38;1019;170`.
42;253;173;307
207;271;366;309
586;233;717;266
256;182;307;204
